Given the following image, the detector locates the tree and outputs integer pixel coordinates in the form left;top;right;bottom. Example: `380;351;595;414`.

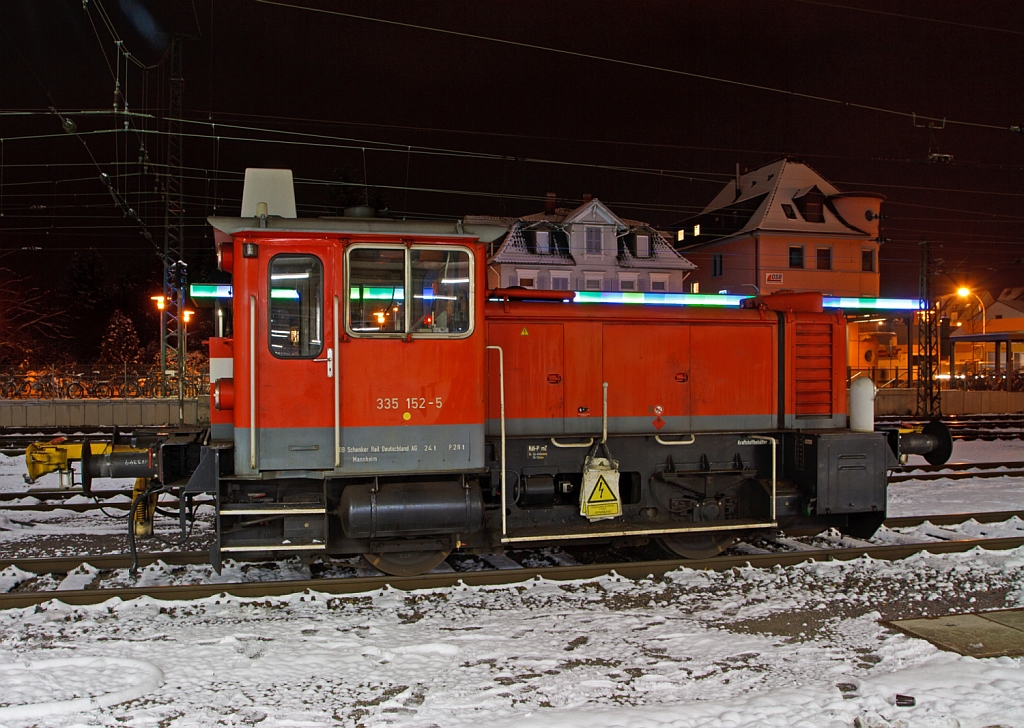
0;265;64;369
96;309;142;374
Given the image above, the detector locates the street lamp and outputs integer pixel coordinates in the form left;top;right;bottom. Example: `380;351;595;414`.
182;310;194;367
151;296;166;396
956;287;986;335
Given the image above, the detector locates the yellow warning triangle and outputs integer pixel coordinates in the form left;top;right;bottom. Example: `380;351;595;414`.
521;327;529;336
587;475;617;503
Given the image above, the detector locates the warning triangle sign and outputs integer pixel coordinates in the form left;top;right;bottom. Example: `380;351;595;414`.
587;475;617;504
521;327;529;336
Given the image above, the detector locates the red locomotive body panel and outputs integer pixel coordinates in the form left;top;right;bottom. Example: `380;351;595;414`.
485;301;782;436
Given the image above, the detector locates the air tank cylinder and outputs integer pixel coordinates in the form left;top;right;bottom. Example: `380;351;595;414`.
340;481;484;539
849;376;876;433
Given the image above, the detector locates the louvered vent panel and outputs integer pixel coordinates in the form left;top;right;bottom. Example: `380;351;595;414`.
794;323;833;417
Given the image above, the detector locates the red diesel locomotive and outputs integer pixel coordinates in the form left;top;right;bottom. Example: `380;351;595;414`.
42;173;950;576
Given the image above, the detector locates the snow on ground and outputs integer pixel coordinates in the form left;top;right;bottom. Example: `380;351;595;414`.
0;442;1023;726
889;438;1024;516
0;551;1022;727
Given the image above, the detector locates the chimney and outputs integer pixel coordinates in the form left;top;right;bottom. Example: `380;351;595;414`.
582;193;593;204
545;192;557;215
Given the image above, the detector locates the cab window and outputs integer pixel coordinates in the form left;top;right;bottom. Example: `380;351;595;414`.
410;249;471;334
346;244;473;338
268;254;323;357
348;247;406;333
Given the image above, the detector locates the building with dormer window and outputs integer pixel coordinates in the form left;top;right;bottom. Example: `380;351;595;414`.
679;158;884;298
476;195;695;292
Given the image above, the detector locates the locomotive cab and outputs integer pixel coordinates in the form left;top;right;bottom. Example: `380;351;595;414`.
199;172;509;572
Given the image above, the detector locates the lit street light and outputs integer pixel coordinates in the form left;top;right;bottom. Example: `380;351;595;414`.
956;287;986;335
151;296;167;396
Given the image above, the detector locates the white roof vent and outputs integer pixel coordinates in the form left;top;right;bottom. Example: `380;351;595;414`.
240;168;297;218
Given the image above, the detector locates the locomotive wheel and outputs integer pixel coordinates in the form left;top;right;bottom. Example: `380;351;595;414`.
363;549;451;577
841;512;886;540
658;532;738;559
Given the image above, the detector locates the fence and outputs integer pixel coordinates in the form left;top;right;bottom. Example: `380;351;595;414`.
0;369;209;401
849;367;1024;392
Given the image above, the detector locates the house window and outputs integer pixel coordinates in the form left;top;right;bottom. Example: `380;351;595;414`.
585;227;602;255
712;252;724;277
550;272;570;290
619;274;638;291
535;231;550;254
789;246;804;269
516;269;538;289
862;249;875;272
781;203;797;219
650;273;669;292
816;247;832;270
689;281;700;293
636;234;650;257
584;273;603;291
794;188;825;223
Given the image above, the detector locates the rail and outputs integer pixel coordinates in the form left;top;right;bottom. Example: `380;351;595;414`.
4;534;1023;611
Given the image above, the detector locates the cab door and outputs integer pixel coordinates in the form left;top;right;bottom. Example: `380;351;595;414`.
256;248;338;471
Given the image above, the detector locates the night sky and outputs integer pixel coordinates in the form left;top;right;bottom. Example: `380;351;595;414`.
3;0;1024;302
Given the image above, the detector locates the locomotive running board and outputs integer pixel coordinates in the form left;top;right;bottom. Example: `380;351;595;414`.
500;519;778;544
220;544;327;553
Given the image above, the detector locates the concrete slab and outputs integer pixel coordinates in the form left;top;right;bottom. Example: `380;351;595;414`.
981;608;1024;632
889;609;1024;658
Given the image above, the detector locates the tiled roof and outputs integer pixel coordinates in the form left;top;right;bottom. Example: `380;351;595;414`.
489;224;576;265
683;158;882;248
618;232;695;270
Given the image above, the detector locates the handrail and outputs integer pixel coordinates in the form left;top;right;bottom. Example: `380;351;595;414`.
550;437;595;448
601;382;608;444
486;345;506;537
655;434;696;446
333;295;340;468
249;295;257;470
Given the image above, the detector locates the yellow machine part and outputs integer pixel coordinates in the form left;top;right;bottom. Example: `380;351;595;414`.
24;441;146;484
132;477;157;537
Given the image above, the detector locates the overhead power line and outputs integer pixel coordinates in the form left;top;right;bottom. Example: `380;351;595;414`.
255;0;1013;133
792;0;1024;36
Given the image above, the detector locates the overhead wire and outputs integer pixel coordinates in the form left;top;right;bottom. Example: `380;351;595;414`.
255;0;1015;133
792;0;1024;36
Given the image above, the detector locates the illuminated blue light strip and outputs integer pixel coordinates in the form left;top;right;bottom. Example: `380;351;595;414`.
823;297;923;310
573;291;747;307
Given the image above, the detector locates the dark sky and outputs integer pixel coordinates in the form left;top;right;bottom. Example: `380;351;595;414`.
2;0;1024;299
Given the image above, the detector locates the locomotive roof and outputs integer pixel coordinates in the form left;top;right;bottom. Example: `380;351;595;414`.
207;216;509;242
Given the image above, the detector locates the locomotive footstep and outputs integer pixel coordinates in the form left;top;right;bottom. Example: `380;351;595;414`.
658;533;739;559
363;549;451;577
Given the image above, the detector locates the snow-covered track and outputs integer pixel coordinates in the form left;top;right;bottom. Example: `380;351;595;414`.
889;462;1024;482
884;510;1024;529
4;535;1023;611
0;551;209;574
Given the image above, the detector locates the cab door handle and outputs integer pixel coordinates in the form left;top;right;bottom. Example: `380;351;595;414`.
547;374;562;384
314;347;334;377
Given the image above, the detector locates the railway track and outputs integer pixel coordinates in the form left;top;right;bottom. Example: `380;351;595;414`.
875;415;1024;441
889;461;1024;483
3;510;1023;610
